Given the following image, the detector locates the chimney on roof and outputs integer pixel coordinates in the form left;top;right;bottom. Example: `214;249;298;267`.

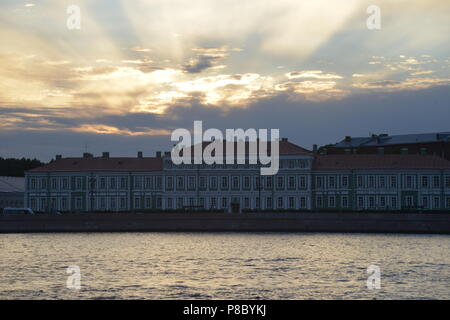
313;144;318;153
83;152;93;158
400;148;409;155
344;136;351;143
137;151;143;158
156;151;162;158
102;152;110;158
377;147;384;155
281;137;288;142
55;155;62;161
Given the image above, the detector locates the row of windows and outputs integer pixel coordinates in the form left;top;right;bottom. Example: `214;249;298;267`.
315;195;450;209
166;175;309;190
164;159;311;169
29;176;163;191
315;175;450;189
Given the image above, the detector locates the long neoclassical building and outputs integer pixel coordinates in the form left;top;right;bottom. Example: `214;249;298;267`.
25;139;450;213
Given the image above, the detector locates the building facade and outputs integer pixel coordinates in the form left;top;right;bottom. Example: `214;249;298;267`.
24;140;450;213
0;176;25;209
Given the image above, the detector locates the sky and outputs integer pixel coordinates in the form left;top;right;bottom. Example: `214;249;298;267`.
0;0;449;161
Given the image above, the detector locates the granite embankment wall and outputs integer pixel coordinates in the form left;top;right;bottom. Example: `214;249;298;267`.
1;212;450;234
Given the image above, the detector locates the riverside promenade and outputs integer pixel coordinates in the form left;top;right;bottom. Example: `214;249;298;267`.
1;212;450;234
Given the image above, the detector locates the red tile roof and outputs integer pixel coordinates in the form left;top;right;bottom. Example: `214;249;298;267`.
313;154;450;170
29;157;163;173
179;140;311;156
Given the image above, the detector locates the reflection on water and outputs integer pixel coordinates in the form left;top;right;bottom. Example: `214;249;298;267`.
0;233;449;299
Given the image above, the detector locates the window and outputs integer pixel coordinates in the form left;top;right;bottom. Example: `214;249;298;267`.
255;197;261;209
76;198;82;210
422;197;429;209
288;197;295;209
62;178;69;190
342;176;349;188
390;176;397;188
31;198;37;209
30;178;37;190
244;197;250;209
421;176;429;188
342;196;348;208
134;197;140;209
433;197;440;209
155;176;162;189
145;176;153;189
277;176;284;189
51;178;58;190
210;176;218;189
300;197;307;208
167;198;173;209
120;177;127;189
391;197;397;209
266;176;273;189
199;176;207;189
76;177;82;190
199;198;205;207
445;176;450;188
222;197;228;208
266;197;273;209
62;198;67;210
210;197;217;208
134;177;142;189
379;196;386;208
379;176;386;188
243;176;250;189
357;176;364;188
329;176;336;188
433;176;440;188
446;197;450;209
110;177;116;189
100;197;106;209
328;196;335;208
189;198;195;206
368;196;375;208
288;176;295;189
368;176;375;188
255;177;262;190
406;176;414;189
188;176;196;189
120;197;126;209
232;176;240;189
277;197;283;209
316;196;323;208
357;196;364;209
177;177;184;189
110;198;116;209
177;197;184;209
146;197;152;209
316;176;323;188
406;196;414;208
299;176;307;189
166;176;174;189
221;176;228;189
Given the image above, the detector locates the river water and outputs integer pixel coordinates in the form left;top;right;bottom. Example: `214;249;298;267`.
0;232;449;299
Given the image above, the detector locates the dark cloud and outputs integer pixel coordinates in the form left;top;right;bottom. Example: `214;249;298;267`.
1;85;450;161
183;55;221;73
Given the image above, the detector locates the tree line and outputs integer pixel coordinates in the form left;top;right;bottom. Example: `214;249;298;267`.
0;157;45;177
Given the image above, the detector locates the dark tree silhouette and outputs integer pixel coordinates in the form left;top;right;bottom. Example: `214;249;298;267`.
0;157;45;177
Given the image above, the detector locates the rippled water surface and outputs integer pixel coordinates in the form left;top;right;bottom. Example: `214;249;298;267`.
0;233;449;299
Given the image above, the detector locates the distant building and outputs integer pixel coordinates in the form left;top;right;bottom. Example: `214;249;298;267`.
24;139;450;213
326;132;450;160
0;176;25;209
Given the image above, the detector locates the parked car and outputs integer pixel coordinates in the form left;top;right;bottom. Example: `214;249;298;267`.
1;207;35;215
